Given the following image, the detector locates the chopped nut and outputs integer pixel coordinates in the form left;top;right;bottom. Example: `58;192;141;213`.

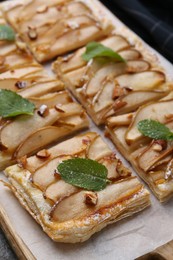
112;87;125;99
84;192;98;206
165;159;173;180
66;21;80;30
113;100;127;110
152;143;163;152
152;140;167;151
27;26;37;40
55;104;65;113
36;5;48;13
37;104;49;117
15;81;27;89
82;138;91;145
36;149;50;159
17;155;27;168
54;169;61;180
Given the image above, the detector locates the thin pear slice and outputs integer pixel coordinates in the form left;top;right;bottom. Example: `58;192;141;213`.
20;80;64;98
93;80;115;113
116;71;165;91
86;136;112;161
14;125;74;159
0;65;43;79
0;108;59;152
45;180;78;202
126;100;173;144
137;141;173;172
28;92;70;108
26;132;97;173
113;90;167;114
86;60;150;96
51;177;141;222
32;155;72;191
119;49;141;60
107;113;134;127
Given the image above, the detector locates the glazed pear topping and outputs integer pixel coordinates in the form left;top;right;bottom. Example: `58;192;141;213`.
0;24;15;41
0;89;35;118
82;42;125;62
57;158;111;191
138;119;173;141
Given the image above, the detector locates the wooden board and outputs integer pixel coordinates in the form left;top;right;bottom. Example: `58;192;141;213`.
0;204;35;260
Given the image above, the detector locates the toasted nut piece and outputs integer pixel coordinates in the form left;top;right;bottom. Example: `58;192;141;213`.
37;105;49;117
27;27;37;40
116;159;131;177
153;140;167;151
17;155;27;168
36;5;48;13
113;100;127;110
84;191;98;206
36;149;50;159
165;159;173;180
15;81;27;89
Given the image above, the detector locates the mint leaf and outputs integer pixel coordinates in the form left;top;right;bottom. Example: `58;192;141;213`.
57;158;110;191
0;89;35;118
82;41;125;62
138;119;173;140
0;25;15;41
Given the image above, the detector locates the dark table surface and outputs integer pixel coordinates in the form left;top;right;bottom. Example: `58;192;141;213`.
0;229;17;260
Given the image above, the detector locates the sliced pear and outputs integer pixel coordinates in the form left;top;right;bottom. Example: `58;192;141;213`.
113;90;167;114
126;100;173;144
28;91;70;108
0;65;43;79
26;132;97;172
32;155;72;191
86;136;112;161
45;180;78;202
119;49;141;60
0;108;59;152
116;71;165;91
137;141;173;172
107;113;134;127
86;60;150;97
20;80;64;98
93;80;115;113
51;177;141;222
14;125;74;159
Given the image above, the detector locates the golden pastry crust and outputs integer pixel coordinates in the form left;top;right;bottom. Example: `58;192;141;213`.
5;132;150;243
106;97;173;202
1;0;113;62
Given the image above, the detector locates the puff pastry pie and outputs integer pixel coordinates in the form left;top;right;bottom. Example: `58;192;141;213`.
106;95;173;202
53;35;173;125
5;132;150;243
1;0;113;62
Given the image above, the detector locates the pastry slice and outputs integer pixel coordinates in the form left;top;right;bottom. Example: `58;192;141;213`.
106;94;173;202
5;132;150;243
53;35;172;125
1;0;113;62
0;86;88;170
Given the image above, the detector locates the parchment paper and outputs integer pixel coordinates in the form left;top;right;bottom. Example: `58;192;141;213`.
1;0;173;259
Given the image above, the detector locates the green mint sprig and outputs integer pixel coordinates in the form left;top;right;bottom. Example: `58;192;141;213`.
82;41;125;62
57;158;111;191
0;24;15;41
138;119;173;140
0;89;35;118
